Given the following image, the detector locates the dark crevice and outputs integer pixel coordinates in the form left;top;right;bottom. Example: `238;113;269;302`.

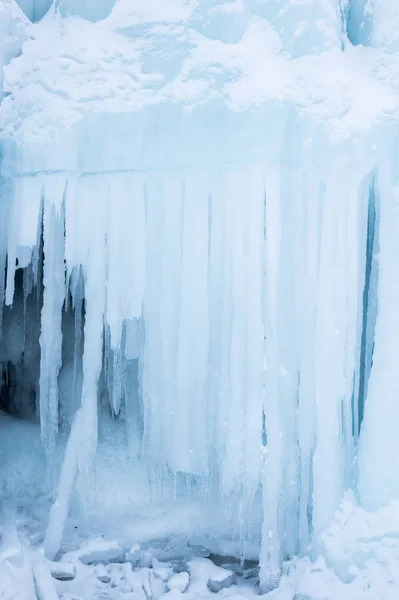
357;179;379;433
0;267;41;420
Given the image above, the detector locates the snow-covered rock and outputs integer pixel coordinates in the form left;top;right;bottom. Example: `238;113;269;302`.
207;568;236;593
62;538;125;565
49;560;76;581
153;565;174;582
167;572;190;593
188;558;236;593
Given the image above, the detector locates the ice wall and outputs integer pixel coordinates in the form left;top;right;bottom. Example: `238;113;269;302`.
1;0;399;593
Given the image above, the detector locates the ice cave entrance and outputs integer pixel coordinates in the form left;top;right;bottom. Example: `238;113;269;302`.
0;112;381;585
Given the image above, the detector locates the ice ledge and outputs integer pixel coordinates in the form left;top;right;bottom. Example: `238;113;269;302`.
0;10;398;144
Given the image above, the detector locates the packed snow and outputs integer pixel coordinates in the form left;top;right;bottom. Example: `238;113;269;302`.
2;0;399;599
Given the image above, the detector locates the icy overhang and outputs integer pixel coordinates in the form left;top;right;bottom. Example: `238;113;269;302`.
1;1;399;145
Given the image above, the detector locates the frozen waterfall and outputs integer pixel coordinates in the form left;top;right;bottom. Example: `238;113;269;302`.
1;0;399;595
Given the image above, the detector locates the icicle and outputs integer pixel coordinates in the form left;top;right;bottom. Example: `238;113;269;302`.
123;319;142;460
259;164;283;593
44;408;84;560
106;173;146;349
221;171;246;495
312;180;346;539
45;175;108;558
277;164;301;559
39;175;66;457
78;176;108;474
207;172;228;490
110;347;123;417
215;167;264;502
297;173;321;550
157;175;183;470
70;266;84;419
340;173;370;486
173;172;209;476
0;188;10;336
142;176;165;469
5;177;42;307
242;168;264;502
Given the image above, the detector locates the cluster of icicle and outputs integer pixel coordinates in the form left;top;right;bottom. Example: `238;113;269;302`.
1;154;396;591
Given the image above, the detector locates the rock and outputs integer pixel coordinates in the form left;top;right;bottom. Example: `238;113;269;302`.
167;572;189;593
242;566;259;580
207;567;236;593
63;538;125;565
173;560;189;574
32;561;59;600
222;563;244;577
95;564;110;584
188;557;236;593
49;561;76;581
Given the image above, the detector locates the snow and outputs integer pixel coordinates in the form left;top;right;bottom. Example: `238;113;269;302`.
95;563;110;583
167;572;190;592
62;538;125;565
32;561;59;600
1;4;399;144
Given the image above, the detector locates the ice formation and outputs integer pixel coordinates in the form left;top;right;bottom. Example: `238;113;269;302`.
1;0;399;596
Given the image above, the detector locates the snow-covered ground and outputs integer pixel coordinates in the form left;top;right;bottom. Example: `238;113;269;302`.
2;413;399;600
3;492;399;600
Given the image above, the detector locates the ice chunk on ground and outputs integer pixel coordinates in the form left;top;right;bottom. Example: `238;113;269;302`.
49;561;76;581
126;543;142;565
95;564;110;583
62;538;125;565
188;558;236;593
139;551;154;568
167;572;190;592
207;569;236;593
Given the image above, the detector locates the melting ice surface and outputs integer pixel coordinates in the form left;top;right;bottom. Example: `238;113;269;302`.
2;0;399;598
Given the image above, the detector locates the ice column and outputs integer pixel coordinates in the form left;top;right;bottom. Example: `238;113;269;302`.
358;154;399;509
39;176;66;457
